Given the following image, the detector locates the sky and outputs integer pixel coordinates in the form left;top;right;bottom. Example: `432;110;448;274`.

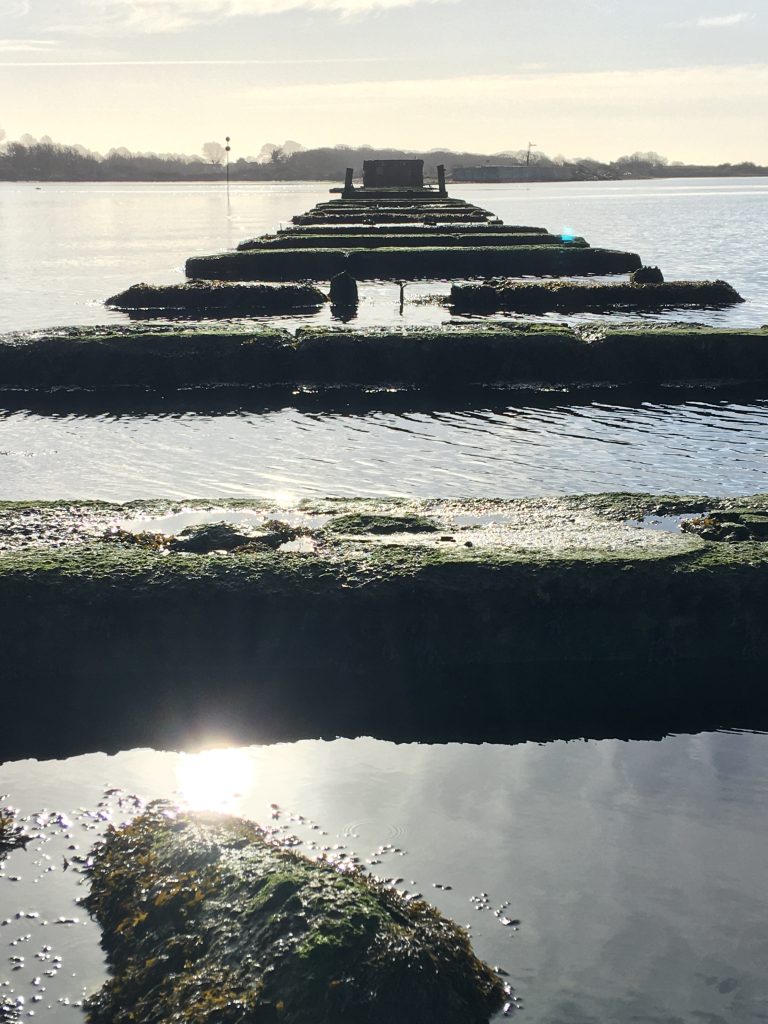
0;0;766;163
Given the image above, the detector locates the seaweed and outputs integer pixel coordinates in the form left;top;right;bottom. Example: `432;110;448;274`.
681;508;768;542
0;806;29;858
83;805;506;1024
325;513;439;535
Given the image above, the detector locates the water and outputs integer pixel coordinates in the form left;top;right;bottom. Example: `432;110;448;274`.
2;179;768;1021
2;178;768;500
2;733;768;1022
2;392;767;500
1;178;767;332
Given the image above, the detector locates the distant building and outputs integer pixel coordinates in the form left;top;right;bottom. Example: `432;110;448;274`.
363;159;424;189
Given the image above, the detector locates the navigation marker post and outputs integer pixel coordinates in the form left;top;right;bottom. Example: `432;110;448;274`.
225;136;231;203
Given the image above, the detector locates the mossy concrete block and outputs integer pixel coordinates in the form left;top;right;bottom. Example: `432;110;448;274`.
2;494;768;758
3;324;768;390
450;279;744;313
239;232;587;251
0;325;295;388
83;806;505;1024
277;224;547;236
106;281;327;313
289;324;581;384
292;213;494;226
185;246;641;282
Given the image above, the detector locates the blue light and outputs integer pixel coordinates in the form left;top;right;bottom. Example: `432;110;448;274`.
561;227;576;243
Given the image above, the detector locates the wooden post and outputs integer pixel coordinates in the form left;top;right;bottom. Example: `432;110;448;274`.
344;167;354;196
437;164;447;196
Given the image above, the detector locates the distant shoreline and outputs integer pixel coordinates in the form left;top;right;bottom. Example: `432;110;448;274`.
2;171;767;185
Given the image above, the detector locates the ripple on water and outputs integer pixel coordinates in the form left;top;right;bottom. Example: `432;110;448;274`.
1;397;767;499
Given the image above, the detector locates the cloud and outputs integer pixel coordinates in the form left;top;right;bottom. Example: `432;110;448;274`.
234;62;768;110
697;12;752;27
0;39;58;53
225;62;768;159
75;0;455;33
0;55;392;66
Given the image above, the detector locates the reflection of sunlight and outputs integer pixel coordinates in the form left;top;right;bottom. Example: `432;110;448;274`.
176;747;256;812
269;490;298;508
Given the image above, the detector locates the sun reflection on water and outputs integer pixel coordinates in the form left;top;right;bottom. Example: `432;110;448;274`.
175;746;256;812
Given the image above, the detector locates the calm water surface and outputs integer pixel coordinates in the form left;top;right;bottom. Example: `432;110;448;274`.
0;178;767;332
2;732;768;1023
2;180;767;1021
2;178;767;499
2;394;767;499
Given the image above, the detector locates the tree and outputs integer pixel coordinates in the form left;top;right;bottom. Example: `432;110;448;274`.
202;141;226;165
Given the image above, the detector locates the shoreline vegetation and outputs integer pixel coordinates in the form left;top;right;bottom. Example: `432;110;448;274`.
0;139;766;183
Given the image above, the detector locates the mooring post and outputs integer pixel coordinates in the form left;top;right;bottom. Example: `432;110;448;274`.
437;164;447;196
344;167;354;196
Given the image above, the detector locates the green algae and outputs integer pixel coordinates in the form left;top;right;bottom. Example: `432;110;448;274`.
83;804;505;1024
681;508;768;542
3;494;768;759
104;520;306;554
106;281;327;313
325;512;439;535
277;224;547;235
185;245;641;282
238;232;585;251
450;279;745;314
291;212;495;225
0;325;294;388
16;321;768;390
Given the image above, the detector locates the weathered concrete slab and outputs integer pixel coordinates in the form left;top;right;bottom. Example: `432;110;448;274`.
2;324;768;389
451;279;745;313
2;494;768;759
277;224;547;235
83;805;506;1024
106;281;327;313
0;325;293;388
185;245;640;281
238;232;586;251
291;214;496;225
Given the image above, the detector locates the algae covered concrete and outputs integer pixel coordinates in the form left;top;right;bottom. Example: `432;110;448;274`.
106;281;327;314
237;232;584;251
2;494;768;760
3;323;768;390
450;279;745;313
276;223;547;235
83;804;506;1024
185;245;641;281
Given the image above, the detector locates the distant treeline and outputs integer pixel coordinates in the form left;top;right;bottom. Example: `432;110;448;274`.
0;139;765;183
